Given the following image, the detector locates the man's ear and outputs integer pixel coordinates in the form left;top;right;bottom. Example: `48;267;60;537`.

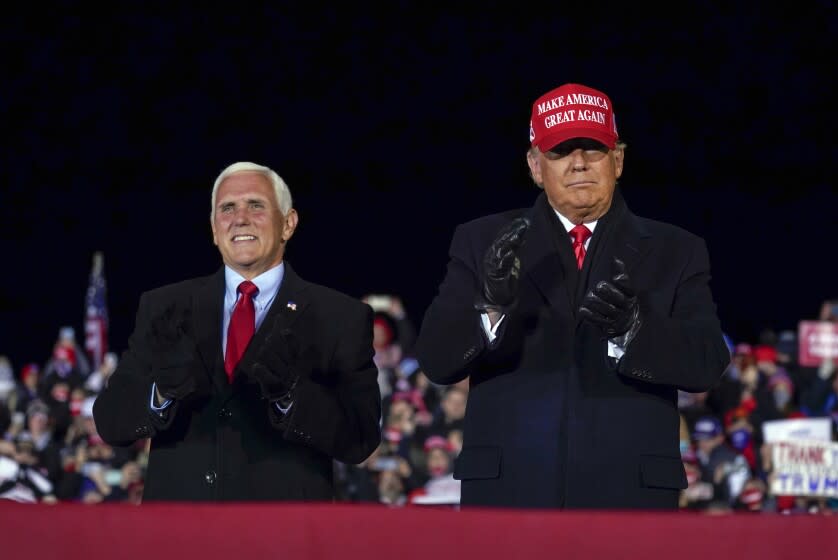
282;209;299;242
526;150;542;184
613;146;625;179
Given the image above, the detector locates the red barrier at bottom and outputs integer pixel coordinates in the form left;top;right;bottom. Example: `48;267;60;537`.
1;502;834;559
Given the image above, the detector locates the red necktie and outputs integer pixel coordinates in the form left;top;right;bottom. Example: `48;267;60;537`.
224;280;259;382
570;224;592;270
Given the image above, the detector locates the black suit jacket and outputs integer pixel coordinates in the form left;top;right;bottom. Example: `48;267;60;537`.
93;262;381;501
415;191;729;509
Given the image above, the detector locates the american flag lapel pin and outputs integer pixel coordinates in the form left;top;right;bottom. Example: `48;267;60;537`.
286;301;297;311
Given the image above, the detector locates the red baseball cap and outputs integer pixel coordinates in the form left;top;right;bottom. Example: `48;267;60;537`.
529;83;618;152
753;345;777;364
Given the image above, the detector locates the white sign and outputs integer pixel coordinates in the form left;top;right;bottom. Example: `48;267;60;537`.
762;417;833;444
771;439;838;497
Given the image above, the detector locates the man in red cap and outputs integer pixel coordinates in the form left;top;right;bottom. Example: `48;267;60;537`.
415;82;729;509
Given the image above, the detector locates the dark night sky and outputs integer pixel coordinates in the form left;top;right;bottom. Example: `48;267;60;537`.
1;5;835;370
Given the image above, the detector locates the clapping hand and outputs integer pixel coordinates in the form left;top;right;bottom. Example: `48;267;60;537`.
579;258;640;341
246;318;300;405
474;216;531;313
148;303;197;400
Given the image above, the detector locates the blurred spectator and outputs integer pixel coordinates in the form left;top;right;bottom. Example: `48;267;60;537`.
692;415;750;508
384;375;429;425
63;396;99;449
0;437;56;503
42;326;92;379
74;434;121;503
9;363;41;416
723;405;759;472
679;447;713;510
679;413;693;458
343;442;412;506
0;400;10;439
41;345;86;395
709;343;784;448
102;460;144;504
362;293;417;354
753;345;795;415
18;400;62;484
84;351;118;394
800;356;838;439
408;435;460;506
55;395;139;502
409;364;443;422
38;344;87;443
364;294;418;399
818;299;838;322
384;359;442;435
734;477;767;512
377;469;407;506
415;385;468;445
373;312;401;368
775;329;798;369
679;389;717;432
446;428;463;457
0;356;14;404
382;402;416;462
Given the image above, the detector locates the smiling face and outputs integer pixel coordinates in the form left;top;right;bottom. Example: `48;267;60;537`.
527;138;624;224
211;171;298;279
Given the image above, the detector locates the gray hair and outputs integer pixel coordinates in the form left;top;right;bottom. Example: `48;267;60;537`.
211;162;293;221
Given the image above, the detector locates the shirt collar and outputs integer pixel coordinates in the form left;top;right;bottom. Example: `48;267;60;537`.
224;263;284;305
554;210;598;235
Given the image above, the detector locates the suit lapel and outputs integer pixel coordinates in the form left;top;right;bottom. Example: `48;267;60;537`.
585;192;652;311
234;262;311;380
192;268;226;395
518;190;653;326
518;193;574;315
266;261;310;333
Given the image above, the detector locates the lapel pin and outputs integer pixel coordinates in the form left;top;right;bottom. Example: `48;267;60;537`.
286;301;297;311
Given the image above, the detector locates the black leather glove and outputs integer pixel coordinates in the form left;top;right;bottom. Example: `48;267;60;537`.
579;258;641;343
247;321;300;405
474;216;531;313
148;304;197;400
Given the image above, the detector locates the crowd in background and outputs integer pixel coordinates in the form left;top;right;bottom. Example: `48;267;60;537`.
2;294;838;513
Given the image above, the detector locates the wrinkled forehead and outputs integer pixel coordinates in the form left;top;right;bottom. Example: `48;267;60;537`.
215;177;277;208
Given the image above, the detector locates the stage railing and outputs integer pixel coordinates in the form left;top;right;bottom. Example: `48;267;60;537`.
1;501;834;559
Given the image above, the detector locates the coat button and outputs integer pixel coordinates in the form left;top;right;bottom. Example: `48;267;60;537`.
204;471;217;485
134;426;149;437
218;408;231;418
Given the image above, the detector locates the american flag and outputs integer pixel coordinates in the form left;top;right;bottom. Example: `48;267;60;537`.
84;251;109;370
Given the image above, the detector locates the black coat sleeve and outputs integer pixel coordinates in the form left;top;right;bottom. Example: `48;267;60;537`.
414;224;493;385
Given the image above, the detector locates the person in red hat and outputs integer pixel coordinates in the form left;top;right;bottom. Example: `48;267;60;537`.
408;435;461;506
9;363;41;418
415;82;730;510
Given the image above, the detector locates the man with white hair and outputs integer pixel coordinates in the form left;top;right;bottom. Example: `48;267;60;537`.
94;162;381;501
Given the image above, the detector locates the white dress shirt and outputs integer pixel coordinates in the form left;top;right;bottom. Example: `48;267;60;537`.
151;263;289;413
480;211;626;359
